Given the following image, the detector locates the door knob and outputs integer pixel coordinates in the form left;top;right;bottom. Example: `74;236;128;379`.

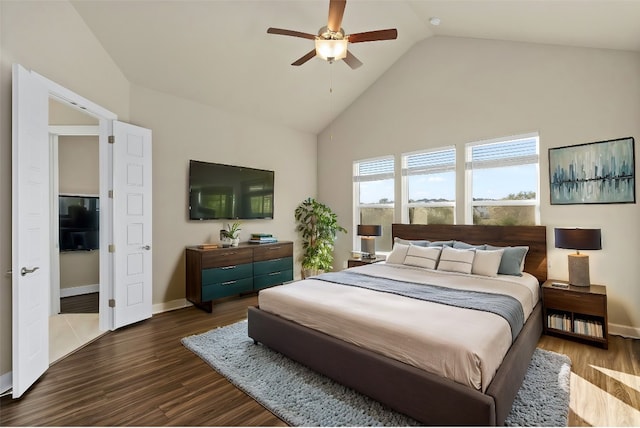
20;266;40;276
142;245;151;250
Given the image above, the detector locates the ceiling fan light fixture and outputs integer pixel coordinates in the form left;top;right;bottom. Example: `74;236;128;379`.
315;38;348;62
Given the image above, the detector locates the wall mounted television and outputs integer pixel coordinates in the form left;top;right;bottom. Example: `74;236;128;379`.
189;160;274;220
59;195;99;251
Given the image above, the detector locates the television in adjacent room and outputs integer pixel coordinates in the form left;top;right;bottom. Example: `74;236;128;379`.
59;195;100;251
188;160;274;220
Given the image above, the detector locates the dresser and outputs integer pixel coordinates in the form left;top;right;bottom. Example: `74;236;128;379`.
186;241;293;312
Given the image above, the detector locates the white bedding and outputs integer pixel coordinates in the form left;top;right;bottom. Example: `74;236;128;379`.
258;262;540;392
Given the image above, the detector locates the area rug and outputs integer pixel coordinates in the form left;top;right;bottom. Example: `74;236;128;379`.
182;320;571;426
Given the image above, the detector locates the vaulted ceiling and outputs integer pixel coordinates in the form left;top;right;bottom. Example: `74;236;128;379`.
71;0;640;135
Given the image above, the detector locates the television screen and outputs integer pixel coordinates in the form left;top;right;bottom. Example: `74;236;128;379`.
189;160;274;220
59;195;99;251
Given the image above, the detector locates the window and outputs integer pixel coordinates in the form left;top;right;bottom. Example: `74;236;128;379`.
465;134;539;225
353;156;394;252
402;147;456;225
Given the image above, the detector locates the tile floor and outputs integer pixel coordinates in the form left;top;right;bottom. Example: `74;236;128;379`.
49;313;104;364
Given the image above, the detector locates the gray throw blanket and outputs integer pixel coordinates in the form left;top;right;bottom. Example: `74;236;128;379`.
313;271;524;341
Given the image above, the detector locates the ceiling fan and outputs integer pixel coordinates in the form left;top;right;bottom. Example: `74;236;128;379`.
267;0;397;69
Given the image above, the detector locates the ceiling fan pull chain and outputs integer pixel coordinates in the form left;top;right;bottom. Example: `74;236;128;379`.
329;63;334;141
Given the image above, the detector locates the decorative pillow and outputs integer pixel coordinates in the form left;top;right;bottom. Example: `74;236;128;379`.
394;237;430;247
429;240;454;248
386;243;410;264
471;249;505;277
485;245;529;276
403;245;441;270
453;241;487;250
436;246;475;274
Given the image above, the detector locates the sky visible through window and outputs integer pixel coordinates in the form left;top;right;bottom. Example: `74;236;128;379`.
361;165;537;204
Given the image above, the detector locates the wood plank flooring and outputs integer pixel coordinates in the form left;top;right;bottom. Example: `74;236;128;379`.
60;292;99;314
1;294;638;426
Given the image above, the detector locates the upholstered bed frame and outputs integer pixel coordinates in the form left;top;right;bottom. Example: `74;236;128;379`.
248;224;547;425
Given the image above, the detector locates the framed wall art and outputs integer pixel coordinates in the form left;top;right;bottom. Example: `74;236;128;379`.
549;137;635;205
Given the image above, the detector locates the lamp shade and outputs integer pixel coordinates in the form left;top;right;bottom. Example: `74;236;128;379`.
357;225;382;237
315;38;348;61
554;228;601;250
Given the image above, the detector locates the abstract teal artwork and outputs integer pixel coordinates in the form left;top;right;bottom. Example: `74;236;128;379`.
549;137;635;204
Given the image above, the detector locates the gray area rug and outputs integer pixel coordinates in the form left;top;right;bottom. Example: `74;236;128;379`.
182;320;571;426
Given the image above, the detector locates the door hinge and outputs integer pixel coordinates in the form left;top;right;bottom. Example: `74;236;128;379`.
108;190;113;198
108;299;116;308
108;244;115;253
108;135;115;144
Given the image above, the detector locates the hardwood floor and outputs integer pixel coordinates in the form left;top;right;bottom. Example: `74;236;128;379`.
1;294;638;426
60;292;99;314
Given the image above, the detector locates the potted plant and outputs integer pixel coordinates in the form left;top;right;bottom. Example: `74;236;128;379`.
294;197;347;278
222;221;242;247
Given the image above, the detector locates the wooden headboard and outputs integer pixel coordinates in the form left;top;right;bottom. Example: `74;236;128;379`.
391;224;547;284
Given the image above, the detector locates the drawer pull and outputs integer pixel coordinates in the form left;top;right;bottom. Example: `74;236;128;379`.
268;272;281;276
268;246;281;250
221;265;237;270
222;252;236;256
221;280;237;286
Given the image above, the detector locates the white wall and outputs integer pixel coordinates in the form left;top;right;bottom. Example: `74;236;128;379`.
129;85;317;305
318;36;640;336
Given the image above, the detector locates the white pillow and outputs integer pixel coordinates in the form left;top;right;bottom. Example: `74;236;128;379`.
386;243;410;264
403;245;441;270
472;249;505;277
437;246;475;274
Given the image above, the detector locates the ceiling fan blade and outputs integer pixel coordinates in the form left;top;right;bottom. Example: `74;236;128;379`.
327;0;346;33
267;27;316;40
292;50;317;66
343;50;363;69
348;29;398;43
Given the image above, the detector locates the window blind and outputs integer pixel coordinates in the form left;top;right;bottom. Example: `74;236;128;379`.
354;157;394;182
466;137;538;170
403;147;455;176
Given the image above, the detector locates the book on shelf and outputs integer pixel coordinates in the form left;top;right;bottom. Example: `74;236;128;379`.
547;313;571;332
251;233;273;238
249;236;278;244
573;318;604;338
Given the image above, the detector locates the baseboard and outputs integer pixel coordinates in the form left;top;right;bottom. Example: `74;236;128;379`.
60;284;99;298
152;298;192;314
609;322;640;339
0;371;12;396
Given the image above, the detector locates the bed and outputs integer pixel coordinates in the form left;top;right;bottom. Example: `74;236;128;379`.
248;224;546;425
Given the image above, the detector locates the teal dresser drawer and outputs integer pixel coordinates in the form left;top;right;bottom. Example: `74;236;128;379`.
202;277;253;301
254;257;293;276
254;269;293;290
202;263;253;285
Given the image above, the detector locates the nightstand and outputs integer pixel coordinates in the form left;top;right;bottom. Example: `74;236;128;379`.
542;279;608;348
347;255;386;268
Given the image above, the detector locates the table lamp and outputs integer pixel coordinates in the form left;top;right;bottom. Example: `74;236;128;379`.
554;228;601;287
357;225;382;259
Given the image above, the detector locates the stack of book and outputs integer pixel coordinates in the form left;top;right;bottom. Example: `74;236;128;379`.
547;312;571;332
249;233;278;244
574;318;604;338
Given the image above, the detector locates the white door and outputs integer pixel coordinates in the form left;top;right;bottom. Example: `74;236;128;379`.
11;64;50;398
112;121;153;329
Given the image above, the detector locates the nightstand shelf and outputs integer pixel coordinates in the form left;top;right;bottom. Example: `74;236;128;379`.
542;280;608;349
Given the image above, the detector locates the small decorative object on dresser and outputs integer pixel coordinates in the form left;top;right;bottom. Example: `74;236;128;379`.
542;279;608;348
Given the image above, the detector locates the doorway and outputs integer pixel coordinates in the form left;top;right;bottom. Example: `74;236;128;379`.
12;64;153;398
48;99;103;363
